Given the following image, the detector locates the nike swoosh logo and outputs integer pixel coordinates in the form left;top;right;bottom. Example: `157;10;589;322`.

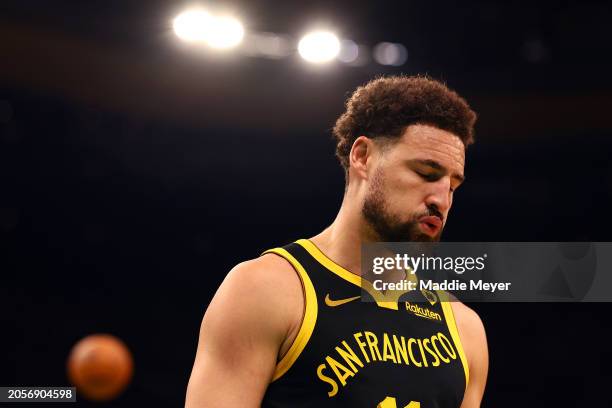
324;294;361;307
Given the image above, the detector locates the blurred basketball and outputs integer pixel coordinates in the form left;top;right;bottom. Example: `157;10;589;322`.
67;334;134;401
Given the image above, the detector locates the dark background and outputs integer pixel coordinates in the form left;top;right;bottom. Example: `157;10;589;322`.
1;0;611;406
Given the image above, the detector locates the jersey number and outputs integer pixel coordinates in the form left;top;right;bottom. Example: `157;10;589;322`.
377;397;421;408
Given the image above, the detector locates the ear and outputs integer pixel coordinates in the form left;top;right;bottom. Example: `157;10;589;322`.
349;136;374;180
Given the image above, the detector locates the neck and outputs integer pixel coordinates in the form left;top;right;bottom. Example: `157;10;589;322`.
310;193;376;277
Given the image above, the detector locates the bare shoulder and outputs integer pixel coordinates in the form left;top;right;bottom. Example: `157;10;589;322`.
196;252;305;366
215;252;304;325
225;253;303;294
209;252;305;348
449;301;486;342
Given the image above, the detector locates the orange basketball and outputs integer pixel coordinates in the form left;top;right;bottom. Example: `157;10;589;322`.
67;334;134;401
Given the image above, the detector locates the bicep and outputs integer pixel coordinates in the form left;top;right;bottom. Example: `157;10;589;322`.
185;263;297;408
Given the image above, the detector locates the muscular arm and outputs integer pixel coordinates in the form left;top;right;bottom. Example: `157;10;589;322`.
451;302;489;408
185;255;304;408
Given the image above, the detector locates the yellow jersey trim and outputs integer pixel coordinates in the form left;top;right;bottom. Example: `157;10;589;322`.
297;239;361;285
262;247;318;382
440;299;470;391
296;239;414;310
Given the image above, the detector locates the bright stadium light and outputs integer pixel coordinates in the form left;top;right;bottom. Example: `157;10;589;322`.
205;16;244;49
298;31;340;63
173;9;244;49
173;9;212;42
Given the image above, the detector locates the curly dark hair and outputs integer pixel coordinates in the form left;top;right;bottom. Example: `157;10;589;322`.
333;75;477;173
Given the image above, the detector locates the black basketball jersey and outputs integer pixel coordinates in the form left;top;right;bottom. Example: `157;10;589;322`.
261;239;469;408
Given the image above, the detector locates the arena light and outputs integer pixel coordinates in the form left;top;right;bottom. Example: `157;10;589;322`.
205;16;244;49
298;31;341;63
173;9;212;42
173;9;244;49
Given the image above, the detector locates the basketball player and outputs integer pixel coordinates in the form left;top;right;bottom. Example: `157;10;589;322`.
185;76;488;408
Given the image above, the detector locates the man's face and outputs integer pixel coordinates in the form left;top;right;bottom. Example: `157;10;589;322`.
362;124;466;242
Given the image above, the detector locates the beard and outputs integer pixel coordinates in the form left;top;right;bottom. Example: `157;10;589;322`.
362;169;442;243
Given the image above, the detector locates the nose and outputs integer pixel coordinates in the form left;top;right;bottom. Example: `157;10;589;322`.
424;177;452;217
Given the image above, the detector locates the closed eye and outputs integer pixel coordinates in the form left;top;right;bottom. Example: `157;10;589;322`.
407;158;465;192
416;171;440;182
417;171;458;193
